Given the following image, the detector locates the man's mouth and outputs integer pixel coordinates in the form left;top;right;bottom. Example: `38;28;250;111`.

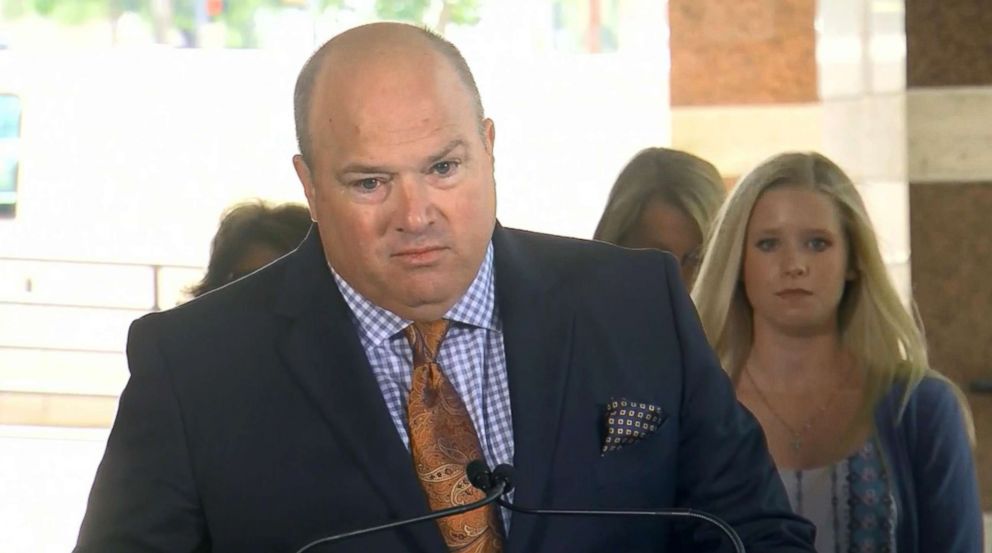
392;246;447;264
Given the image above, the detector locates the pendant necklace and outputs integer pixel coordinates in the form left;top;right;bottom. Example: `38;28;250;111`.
744;365;844;452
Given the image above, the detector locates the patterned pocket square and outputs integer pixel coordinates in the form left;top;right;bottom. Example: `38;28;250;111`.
602;398;667;455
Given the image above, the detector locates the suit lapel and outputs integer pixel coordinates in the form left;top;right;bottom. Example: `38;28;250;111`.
274;229;445;553
492;228;576;553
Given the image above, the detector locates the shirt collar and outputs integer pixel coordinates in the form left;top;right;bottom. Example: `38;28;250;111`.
331;242;497;348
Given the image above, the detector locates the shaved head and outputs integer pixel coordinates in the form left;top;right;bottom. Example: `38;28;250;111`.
293;23;484;167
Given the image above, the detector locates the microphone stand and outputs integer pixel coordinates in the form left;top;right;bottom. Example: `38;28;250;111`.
495;499;745;553
292;478;509;553
292;460;746;553
481;463;746;553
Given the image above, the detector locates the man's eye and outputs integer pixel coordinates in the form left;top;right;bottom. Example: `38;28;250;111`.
355;178;381;191
432;161;458;176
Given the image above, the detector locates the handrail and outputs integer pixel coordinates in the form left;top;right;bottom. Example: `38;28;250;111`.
0;255;201;270
0;299;156;313
1;255;203;312
0;343;123;355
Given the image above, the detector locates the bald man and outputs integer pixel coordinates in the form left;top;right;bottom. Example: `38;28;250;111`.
75;23;815;553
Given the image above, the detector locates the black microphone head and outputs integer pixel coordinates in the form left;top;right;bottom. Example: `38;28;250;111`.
491;464;514;493
466;459;493;492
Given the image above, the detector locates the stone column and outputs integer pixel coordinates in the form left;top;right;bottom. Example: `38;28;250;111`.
668;0;819;184
906;0;992;510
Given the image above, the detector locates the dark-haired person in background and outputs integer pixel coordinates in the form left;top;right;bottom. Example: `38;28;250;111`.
187;199;312;298
75;22;815;553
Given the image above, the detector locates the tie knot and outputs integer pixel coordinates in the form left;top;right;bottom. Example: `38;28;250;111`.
403;319;450;365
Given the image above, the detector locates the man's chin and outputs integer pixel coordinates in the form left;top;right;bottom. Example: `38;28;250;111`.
389;301;450;322
389;284;462;319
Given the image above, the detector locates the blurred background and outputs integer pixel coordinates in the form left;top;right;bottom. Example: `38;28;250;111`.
0;0;988;551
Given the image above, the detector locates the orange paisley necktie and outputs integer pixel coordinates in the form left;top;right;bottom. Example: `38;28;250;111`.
404;320;503;553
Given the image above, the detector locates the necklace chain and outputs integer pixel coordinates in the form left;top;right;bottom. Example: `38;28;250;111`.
744;365;845;452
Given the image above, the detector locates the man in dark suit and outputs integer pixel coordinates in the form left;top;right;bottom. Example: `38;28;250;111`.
75;22;815;552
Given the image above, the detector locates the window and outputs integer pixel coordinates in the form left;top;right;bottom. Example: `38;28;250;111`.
0;93;20;218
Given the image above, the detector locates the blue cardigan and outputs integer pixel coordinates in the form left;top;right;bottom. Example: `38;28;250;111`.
874;375;983;552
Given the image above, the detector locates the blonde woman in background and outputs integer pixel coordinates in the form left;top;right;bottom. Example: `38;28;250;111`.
692;152;981;552
594;147;725;286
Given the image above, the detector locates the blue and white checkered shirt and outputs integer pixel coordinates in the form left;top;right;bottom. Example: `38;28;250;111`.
331;243;515;510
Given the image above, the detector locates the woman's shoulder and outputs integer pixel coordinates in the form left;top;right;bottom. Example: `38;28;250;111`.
879;372;960;412
874;373;970;442
877;372;972;451
907;373;961;407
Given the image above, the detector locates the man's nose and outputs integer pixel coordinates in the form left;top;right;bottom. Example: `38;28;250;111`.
393;176;434;233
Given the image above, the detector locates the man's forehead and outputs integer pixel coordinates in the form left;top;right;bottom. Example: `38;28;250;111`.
311;89;470;169
315;78;443;136
314;52;470;129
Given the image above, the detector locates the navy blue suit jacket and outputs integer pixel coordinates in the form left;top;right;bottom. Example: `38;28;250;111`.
76;226;815;552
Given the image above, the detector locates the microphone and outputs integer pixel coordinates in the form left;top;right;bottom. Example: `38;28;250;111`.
470;463;746;553
467;462;516;496
292;460;508;553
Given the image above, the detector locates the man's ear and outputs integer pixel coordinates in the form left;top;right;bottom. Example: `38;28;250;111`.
292;154;318;222
483;118;495;159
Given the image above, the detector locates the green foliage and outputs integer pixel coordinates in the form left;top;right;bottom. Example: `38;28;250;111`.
8;0;112;24
443;0;480;26
2;0;481;47
218;0;277;48
373;0;479;27
0;0;27;19
374;0;428;23
167;0;284;47
170;0;196;40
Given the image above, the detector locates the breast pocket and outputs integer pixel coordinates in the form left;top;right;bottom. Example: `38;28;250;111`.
593;417;675;492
